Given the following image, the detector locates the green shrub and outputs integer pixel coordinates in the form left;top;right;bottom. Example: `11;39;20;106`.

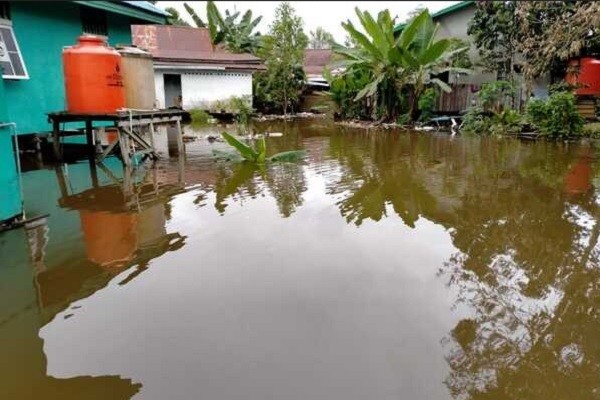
478;80;516;113
525;91;584;138
461;106;491;134
189;108;211;126
418;88;438;122
229;96;253;133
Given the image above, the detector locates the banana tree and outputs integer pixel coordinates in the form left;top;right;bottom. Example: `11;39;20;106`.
334;8;470;122
333;8;408;121
205;1;263;55
398;10;470;120
214;132;307;164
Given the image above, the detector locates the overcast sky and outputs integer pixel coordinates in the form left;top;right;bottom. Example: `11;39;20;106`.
156;1;460;43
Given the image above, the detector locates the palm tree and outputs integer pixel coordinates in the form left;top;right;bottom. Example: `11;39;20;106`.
333;8;469;122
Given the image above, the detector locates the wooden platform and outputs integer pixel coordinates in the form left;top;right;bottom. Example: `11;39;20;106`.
47;109;190;166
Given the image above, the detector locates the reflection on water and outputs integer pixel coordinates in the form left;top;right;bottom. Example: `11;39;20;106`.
2;119;600;399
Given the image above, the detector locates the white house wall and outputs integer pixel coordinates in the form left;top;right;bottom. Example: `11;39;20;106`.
153;69;253;109
182;71;252;109
154;71;165;109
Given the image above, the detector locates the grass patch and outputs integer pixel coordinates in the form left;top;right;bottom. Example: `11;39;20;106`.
189;108;211;126
583;122;600;138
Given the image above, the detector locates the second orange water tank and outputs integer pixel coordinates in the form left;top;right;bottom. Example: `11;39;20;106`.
63;35;125;113
565;57;600;96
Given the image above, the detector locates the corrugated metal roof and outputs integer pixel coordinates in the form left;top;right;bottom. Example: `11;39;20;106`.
304;49;333;75
133;25;264;69
122;1;170;17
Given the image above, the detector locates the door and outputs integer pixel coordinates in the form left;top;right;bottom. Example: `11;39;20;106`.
163;74;182;108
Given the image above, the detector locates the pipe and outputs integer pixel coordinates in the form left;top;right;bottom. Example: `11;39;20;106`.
0;122;25;220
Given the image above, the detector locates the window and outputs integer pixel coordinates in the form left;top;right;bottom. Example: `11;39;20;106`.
0;16;28;80
81;7;107;36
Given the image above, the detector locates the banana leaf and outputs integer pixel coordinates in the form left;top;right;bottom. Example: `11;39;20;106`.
212;149;244;162
269;150;308;163
256;137;267;163
221;132;258;161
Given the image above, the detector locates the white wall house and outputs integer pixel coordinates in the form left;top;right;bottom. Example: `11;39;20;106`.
132;25;263;110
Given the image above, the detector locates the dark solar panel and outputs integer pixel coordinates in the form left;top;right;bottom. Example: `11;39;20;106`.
0;25;27;78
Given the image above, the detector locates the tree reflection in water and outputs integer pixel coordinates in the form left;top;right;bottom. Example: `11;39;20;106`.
324;130;600;399
213;158;307;218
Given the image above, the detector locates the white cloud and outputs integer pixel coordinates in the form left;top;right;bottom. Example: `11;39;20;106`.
157;1;460;43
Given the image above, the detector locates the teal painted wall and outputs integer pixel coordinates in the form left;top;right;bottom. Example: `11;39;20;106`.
0;73;22;221
4;2;138;135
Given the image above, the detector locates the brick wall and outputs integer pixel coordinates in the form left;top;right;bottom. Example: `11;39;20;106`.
131;25;157;54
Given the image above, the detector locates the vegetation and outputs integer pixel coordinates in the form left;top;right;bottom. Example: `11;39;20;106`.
467;2;518;80
165;7;190;26
469;1;600;91
308;27;335;49
215;132;307;163
330;8;469;122
417;88;438;122
184;1;262;54
461;81;523;135
253;2;308;115
189;109;211;126
526;91;585;138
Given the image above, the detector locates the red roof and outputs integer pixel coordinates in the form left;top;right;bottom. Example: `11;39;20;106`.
132;25;264;70
303;49;333;75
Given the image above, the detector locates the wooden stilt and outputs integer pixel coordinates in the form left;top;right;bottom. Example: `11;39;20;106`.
118;128;131;166
176;118;184;157
52;120;61;161
85;120;94;158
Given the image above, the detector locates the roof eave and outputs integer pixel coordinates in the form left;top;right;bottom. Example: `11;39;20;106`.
75;1;168;24
393;1;475;33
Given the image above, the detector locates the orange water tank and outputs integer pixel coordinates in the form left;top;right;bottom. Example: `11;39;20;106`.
565;57;600;96
63;35;125;113
80;210;138;267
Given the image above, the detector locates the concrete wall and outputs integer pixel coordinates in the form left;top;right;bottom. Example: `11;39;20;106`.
153;69;253;109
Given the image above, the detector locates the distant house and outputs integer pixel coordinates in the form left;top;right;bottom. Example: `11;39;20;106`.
131;25;264;110
303;49;333;89
0;1;167;224
394;1;549;113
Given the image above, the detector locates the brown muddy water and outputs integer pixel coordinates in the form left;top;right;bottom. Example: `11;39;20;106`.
2;118;600;399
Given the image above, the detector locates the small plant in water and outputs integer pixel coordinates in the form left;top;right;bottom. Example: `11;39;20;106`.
213;132;307;163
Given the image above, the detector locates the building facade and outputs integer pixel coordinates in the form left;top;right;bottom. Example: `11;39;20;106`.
0;1;166;224
132;25;264;110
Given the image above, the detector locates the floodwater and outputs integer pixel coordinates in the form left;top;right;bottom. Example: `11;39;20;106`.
2;118;600;399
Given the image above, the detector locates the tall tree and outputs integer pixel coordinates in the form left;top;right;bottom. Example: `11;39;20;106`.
515;1;600;84
308;27;335;49
467;1;518;80
255;2;308;115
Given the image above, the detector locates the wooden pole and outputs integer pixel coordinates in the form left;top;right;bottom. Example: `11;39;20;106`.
85;120;94;158
52;120;61;161
118;127;131;167
176;118;184;157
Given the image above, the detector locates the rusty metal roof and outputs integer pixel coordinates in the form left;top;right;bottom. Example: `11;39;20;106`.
303;49;333;75
143;25;263;68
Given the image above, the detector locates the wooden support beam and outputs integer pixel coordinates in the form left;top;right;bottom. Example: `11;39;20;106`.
85;120;94;158
97;139;120;163
52;120;61;161
118;128;132;167
176;119;184;157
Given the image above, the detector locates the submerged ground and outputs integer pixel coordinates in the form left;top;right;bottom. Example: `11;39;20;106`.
2;118;600;399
